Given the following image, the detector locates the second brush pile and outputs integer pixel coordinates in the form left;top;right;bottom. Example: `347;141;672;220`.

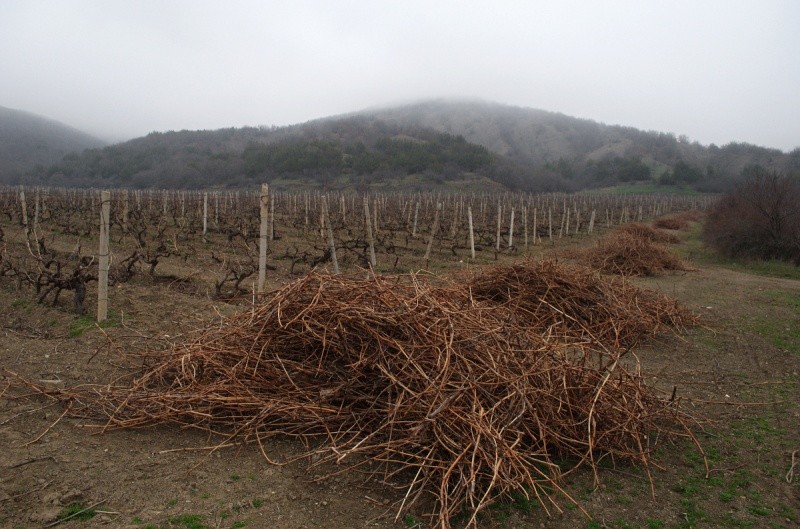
55;261;699;528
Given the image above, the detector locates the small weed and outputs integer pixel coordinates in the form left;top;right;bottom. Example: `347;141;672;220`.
614;518;633;529
747;505;770;516
719;513;755;528
586;521;602;529
168;514;210;529
231;522;246;529
510;488;537;514
166;498;178;508
131;516;144;524
679;497;704;528
57;502;98;522
229;474;240;482
778;504;797;521
251;498;263;508
10;299;27;308
719;490;734;502
646;520;665;529
403;513;419;527
220;511;231;520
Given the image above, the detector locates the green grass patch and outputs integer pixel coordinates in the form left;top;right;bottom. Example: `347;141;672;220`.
167;514;210;529
679;497;705;528
403;513;419;527
69;311;122;337
57;502;98;522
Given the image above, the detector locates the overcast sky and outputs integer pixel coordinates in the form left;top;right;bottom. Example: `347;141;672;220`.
1;0;798;151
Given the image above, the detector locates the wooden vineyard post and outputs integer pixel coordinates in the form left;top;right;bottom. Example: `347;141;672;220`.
33;191;39;232
270;193;275;241
202;192;208;239
548;207;553;242
258;184;269;293
588;209;596;235
508;207;515;249
373;198;379;235
424;202;442;267
97;190;111;322
364;197;376;269
19;187;29;237
122;189;129;234
304;194;309;235
523;206;528;249
533;208;538;245
495;201;502;251
322;197;339;274
411;201;420;237
467;205;476;260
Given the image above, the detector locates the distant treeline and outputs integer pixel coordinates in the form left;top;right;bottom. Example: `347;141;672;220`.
7;101;799;192
242;133;492;180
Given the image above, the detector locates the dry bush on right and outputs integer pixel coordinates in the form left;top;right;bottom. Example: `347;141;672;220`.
704;171;800;264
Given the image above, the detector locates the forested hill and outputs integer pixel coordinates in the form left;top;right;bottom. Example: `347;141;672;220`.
356;100;799;191
12;100;799;191
0;106;106;181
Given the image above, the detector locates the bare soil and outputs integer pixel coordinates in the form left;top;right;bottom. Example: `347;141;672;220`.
1;227;799;529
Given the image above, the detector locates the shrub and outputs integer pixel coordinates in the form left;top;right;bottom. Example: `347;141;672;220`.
704;171;800;264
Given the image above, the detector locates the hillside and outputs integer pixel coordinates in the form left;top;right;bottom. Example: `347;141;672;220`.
13;100;799;191
0;106;106;182
355;100;798;191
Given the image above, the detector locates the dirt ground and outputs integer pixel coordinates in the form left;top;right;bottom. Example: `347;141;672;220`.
1;226;799;529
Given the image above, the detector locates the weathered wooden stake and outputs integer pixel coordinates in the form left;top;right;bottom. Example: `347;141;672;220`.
202;192;208;238
508;207;515;248
523;206;528;249
495;201;502;251
258;184;269;293
269;193;275;241
97;190;111;322
323;197;339;274
467;205;476;260
364;198;376;268
424;202;442;265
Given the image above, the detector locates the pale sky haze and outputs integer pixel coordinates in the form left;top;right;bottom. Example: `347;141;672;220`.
1;0;798;151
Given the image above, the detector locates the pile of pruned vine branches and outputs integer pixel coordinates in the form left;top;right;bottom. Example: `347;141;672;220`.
16;261;702;528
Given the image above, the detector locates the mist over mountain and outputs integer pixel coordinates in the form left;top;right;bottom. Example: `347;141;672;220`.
7;100;798;191
0;105;106;182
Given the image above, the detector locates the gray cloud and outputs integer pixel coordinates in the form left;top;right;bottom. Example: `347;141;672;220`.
1;0;798;150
